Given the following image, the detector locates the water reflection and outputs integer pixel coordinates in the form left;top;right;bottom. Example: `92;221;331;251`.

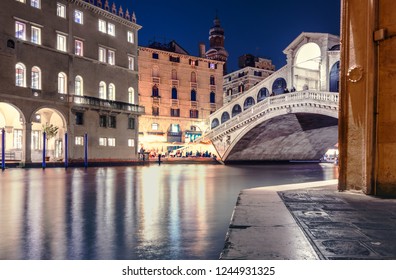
0;163;337;259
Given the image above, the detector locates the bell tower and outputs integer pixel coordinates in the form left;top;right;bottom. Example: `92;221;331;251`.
205;15;229;73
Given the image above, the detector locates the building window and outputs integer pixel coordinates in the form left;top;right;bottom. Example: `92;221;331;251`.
191;72;197;83
128;87;135;104
108;138;116;146
75;136;84;146
208;62;217;69
108;23;115;36
99;81;106;99
15;21;26;40
75;76;83;96
31;66;41;89
108;83;115;100
58;72;67;93
75;112;84;125
75;40;83;56
169;56;180;63
128;139;135;147
171;69;177;80
152;53;159;59
210;75;215;85
254;71;262;77
108;50;115;65
171;87;178;99
99;47;106;62
16;0;26;3
74;10;83;24
127;31;134;43
152;85;159;97
210;92;216;103
108;116;116;128
31;0;40;9
31;26;41;44
151;123;159;130
31;130;41;150
191;89;197;101
190;110;199;119
15;63;26;87
57;3;66;18
99;19;106;33
152;107;159;116
99;137;107;146
170;108;180;117
57;34;67;52
170;124;180;133
128;55;135;70
99;115;107;127
128;117;135;129
13;129;23;149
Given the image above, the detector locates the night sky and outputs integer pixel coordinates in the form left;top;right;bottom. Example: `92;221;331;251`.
116;0;341;72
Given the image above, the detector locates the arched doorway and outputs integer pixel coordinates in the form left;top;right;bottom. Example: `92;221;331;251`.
294;42;321;91
329;61;340;92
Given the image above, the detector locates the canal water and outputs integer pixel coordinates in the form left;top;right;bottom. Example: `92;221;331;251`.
0;163;338;260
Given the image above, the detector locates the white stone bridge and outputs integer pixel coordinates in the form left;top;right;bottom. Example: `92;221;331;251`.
199;32;340;163
204;91;338;163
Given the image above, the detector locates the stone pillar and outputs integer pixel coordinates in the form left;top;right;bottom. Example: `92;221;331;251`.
24;122;32;163
339;0;396;196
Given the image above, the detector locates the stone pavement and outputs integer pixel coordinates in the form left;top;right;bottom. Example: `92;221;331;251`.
220;179;396;260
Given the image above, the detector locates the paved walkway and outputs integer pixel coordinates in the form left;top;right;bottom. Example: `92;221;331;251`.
220;179;396;260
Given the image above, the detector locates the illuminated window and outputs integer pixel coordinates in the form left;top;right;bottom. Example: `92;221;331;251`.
99;19;106;33
75;40;83;56
108;23;115;36
98;47;106;62
128;139;135;147
128;56;135;70
31;26;41;44
108;50;115;65
15;21;26;40
74;10;83;24
13;129;23;149
31;66;41;89
151;123;159;130
75;76;83;96
57;34;67;52
75;136;84;146
57;3;66;18
108;83;115;100
108;138;116;146
99;137;107;146
31;0;40;9
128;87;135;104
16;0;26;3
58;72;67;93
15;63;26;87
99;81;106;99
127;31;134;43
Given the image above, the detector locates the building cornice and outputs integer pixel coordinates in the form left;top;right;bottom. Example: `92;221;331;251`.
69;0;142;30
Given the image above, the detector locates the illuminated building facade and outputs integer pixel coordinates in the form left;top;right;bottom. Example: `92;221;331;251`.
0;0;143;163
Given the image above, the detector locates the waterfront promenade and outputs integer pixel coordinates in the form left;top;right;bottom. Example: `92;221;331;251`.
221;179;396;259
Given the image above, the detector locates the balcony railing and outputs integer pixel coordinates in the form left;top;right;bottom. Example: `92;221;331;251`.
71;95;145;114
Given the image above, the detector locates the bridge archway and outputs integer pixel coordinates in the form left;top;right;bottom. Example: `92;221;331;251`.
232;104;242;117
243;97;255;110
294;42;321;91
221;112;230;124
257;87;269;102
272;78;287;95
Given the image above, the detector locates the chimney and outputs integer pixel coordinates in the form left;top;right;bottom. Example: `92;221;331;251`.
199;43;206;58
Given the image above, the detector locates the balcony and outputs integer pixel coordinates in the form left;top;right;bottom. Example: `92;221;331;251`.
190;101;198;108
190;82;198;88
70;95;145;114
152;96;161;106
170;79;179;87
152;77;160;84
171;99;179;108
210;85;216;91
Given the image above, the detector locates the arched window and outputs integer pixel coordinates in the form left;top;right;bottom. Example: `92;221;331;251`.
191;72;197;83
75;75;83;96
227;88;232;96
329;61;340;92
108;83;115;100
152;85;159;97
210;75;215;85
272;78;287;95
128;87;135;104
15;63;26;87
99;81;106;99
171;69;177;80
211;118;219;129
243;97;255;110
58;72;67;94
210;91;215;103
232;104;242;117
191;89;197;101
221;112;230;124
238;83;245;93
171;87;178;99
257;87;269;102
31;66;41;89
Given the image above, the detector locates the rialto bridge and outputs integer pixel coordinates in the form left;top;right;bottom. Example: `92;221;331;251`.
202;32;340;163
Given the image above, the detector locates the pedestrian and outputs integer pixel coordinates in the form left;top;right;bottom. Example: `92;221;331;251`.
158;153;161;165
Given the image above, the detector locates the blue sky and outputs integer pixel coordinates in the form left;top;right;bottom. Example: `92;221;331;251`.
116;0;341;72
